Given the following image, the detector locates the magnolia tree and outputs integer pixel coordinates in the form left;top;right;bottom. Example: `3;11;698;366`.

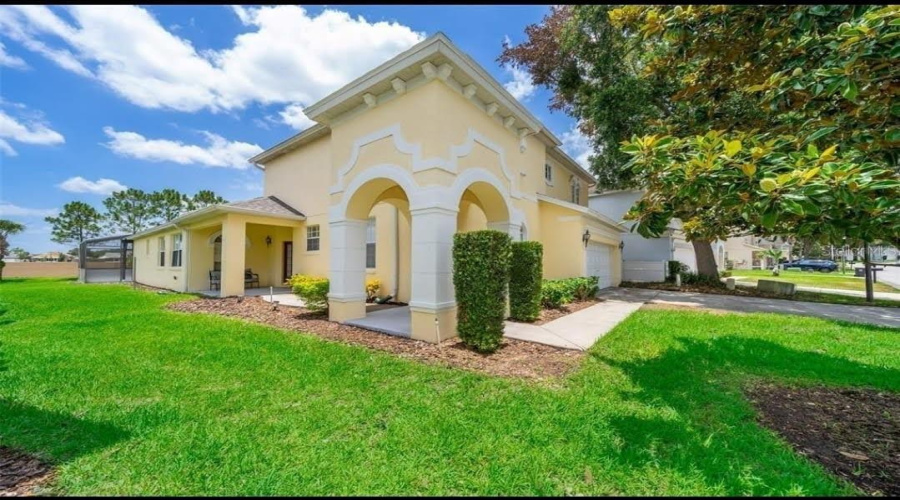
622;131;900;298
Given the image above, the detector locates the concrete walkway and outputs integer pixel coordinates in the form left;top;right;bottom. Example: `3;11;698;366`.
732;278;900;302
608;287;900;329
504;296;644;351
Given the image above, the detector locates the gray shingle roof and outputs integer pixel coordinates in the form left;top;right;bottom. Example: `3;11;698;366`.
226;196;304;217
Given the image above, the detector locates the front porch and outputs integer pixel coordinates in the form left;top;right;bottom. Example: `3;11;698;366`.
184;209;303;298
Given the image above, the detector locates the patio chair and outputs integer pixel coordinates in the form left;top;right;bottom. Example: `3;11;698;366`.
209;270;221;290
244;268;260;289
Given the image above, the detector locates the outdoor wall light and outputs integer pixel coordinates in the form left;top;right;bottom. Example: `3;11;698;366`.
619;241;625;250
582;229;591;247
265;236;272;247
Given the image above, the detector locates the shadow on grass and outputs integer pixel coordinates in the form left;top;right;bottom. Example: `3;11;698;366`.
0;399;130;466
586;334;900;494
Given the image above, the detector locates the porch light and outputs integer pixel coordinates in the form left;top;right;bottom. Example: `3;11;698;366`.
619;241;625;250
265;236;272;247
582;229;591;247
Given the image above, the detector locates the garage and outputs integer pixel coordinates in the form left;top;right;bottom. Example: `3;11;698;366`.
673;241;697;272
585;241;614;289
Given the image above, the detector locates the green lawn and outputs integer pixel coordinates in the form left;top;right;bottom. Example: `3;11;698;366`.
731;268;899;293
2;278;898;496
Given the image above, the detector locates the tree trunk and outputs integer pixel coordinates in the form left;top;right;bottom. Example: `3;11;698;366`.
692;239;718;279
864;241;874;303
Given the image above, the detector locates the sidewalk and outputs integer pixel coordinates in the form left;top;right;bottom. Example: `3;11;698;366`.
504;296;644;351
732;279;900;302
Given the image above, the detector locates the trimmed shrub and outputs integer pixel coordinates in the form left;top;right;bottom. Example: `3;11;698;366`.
540;276;599;309
678;271;724;288
452;230;512;353
288;274;330;312
509;241;543;321
667;260;689;282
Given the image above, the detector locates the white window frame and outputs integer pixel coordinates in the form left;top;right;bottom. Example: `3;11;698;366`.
171;233;183;267
365;218;376;269
306;225;320;252
544;163;553;185
158;236;166;267
571;177;581;205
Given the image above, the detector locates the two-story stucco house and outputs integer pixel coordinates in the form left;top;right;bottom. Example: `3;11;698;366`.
131;32;624;342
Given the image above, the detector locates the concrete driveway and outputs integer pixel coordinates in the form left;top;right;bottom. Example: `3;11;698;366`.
599;288;900;329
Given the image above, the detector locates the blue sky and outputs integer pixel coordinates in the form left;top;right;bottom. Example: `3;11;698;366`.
0;5;589;253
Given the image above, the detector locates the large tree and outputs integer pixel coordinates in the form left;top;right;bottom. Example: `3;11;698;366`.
187;190;227;211
0;219;25;282
149;188;190;224
45;201;104;245
501;5;900;279
103;188;154;234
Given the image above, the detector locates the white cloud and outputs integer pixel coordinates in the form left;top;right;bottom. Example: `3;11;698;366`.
0;106;65;156
0;41;28;69
278;103;316;130
103;126;263;169
0;5;424;114
58;176;127;195
502;65;535;101
560;124;593;169
0;202;57;217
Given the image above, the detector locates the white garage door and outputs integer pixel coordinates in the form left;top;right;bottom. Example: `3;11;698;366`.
586;241;613;289
673;243;697;272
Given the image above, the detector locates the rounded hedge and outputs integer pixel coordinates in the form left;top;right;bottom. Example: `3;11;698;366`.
509;241;543;322
452;229;512;353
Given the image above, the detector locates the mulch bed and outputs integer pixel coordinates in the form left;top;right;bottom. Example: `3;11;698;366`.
746;384;900;496
514;299;604;326
167;297;584;381
0;447;54;497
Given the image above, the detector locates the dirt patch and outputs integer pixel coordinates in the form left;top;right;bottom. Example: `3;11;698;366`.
0;447;54;497
3;262;77;278
167;297;584;382
746;384;900;496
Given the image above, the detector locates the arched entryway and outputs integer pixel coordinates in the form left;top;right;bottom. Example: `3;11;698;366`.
330;170;415;336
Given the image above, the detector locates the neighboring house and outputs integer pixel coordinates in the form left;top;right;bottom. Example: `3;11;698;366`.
30;251;73;262
589;189;696;281
714;235;793;270
131;32;624;343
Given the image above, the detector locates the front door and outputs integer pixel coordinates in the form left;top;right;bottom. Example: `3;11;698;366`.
283;241;293;282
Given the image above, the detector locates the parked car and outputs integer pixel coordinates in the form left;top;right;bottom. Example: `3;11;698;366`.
783;259;838;272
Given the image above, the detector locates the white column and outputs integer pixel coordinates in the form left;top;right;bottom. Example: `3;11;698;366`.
328;219;367;321
409;206;458;310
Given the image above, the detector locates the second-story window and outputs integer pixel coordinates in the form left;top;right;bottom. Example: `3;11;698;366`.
544;163;553;184
306;225;320;251
571;178;581;205
366;218;376;269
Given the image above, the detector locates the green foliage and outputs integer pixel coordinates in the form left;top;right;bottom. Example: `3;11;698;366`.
622;131;900;247
452;230;512;353
150;188;191;223
187;190;227;211
541;276;599;309
288;274;330;312
509;241;543;321
677;272;724;288
44;201;104;245
0;220;25;280
103;188;154;234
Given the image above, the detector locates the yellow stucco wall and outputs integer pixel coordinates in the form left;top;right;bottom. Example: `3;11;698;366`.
133;229;186;291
